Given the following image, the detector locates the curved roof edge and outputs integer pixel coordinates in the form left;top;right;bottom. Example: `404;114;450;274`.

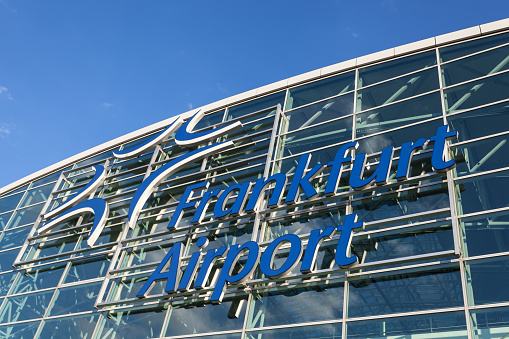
2;18;509;196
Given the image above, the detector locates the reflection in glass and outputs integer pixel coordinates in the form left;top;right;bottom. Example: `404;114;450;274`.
0;289;54;322
37;314;98;339
97;307;167;339
0;321;40;339
246;323;342;339
461;210;509;257
46;282;102;316
470;306;509;339
11;263;66;295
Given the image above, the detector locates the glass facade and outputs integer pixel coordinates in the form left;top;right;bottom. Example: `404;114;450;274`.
1;23;509;339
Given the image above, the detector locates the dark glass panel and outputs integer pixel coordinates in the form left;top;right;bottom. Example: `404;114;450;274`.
246;323;342;339
440;32;509;62
0;272;16;296
11;263;66;294
456;169;509;215
31;170;64;188
226;92;285;121
64;256;110;283
461;210;509;257
444;71;509;114
247;282;343;328
284;93;354;132
98;307;167;339
359;51;437;88
348;266;463;317
356;92;442;137
5;203;44;229
470;306;509;339
453;134;509;177
357;68;439;112
0;191;24;214
447;101;509;143
0;321;40;339
442;44;509;86
0;212;13;231
36;314;99;339
466;256;509;306
18;183;54;208
195;109;225;130
164;296;247;336
0;249;19;271
0;289;54;322
286;71;355;110
346;311;467;338
46;282;102;316
0;224;31;250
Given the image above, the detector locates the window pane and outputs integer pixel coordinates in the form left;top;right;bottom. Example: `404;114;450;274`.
0;212;13;231
0;192;24;214
442;44;509;86
36;314;99;339
359;51;437;88
346;311;468;338
357;68;439;112
461;210;509;257
164;297;247;336
31;170;63;188
63;256;110;284
226;92;285;121
0;290;54;322
0;272;17;296
447;101;509;142
284;93;354;133
456;169;509;215
247;282;343;328
46;282;102;316
444;71;509;114
278;116;353;159
453;134;509;177
355;92;442;137
470;306;509;339
286;71;355;110
5;203;44;229
0;225;31;250
0;321;40;339
348;266;463;317
466;256;509;306
0;249;19;271
97;307;167;339
11;263;66;294
246;323;342;339
195;109;225;130
440;32;509;63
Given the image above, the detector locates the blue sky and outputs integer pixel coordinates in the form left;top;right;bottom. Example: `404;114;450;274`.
0;0;508;189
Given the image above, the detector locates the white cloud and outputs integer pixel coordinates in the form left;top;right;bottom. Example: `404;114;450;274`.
102;102;115;108
0;0;16;13
187;103;193;110
216;83;229;94
0;123;14;138
352;33;359;38
0;86;13;100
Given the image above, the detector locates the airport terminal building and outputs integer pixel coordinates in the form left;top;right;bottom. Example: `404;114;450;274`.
2;19;509;338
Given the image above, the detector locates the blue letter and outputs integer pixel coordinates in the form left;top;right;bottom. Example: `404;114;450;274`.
285;153;325;204
192;189;221;224
245;173;287;213
350;147;394;190
395;138;428;181
301;226;336;274
193;247;228;290
260;234;302;278
335;214;363;268
137;242;183;298
429;125;458;172
213;182;251;219
325;142;357;196
168;181;208;229
210;241;260;303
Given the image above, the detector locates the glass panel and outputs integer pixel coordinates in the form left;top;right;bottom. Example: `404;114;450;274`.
355;92;442;137
1;184;28;197
46;282;102;316
286;71;355;110
0;321;40;339
5;203;44;229
164;296;247;336
195;109;225;130
31;170;63;188
0;212;13;231
278;116;353;159
347;266;463;317
456;169;509;215
440;32;509;63
11;263;66;294
466;256;509;306
0;191;24;214
444;71;509;114
453;134;509;177
75;150;113;167
97;307;167;339
247;282;344;328
357;68;439;112
0;272;16;296
356;118;444;154
36;314;99;339
63;256;110;283
461;210;509;257
447;101;509;142
346;311;468;338
470;306;509;339
442;44;509;86
0;249;19;271
225;92;285;121
0;289;54;322
284;93;354;133
0;224;32;250
246;323;342;339
359;51;437;88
